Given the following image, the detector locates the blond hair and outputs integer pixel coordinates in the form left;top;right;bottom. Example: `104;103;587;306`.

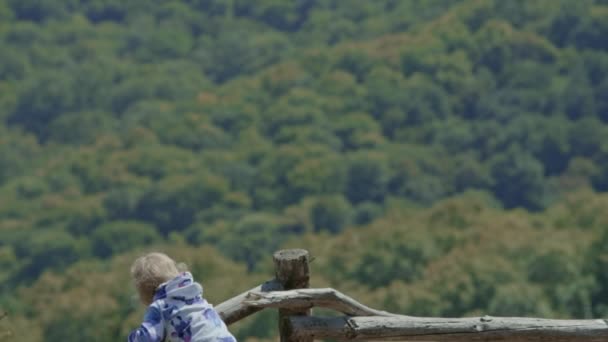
131;252;187;305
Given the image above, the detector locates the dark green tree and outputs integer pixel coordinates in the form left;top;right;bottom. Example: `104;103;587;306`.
489;146;547;210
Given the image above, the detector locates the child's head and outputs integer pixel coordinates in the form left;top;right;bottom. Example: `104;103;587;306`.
131;252;186;305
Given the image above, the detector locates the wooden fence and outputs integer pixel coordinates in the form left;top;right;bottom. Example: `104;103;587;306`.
215;249;608;341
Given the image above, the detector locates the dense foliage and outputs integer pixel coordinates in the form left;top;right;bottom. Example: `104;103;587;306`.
1;0;608;340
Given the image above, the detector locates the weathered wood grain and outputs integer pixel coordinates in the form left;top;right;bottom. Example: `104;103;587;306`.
245;288;405;318
274;249;313;342
215;279;283;325
288;315;608;341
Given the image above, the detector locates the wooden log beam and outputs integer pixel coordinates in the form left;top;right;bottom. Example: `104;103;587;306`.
245;288;404;318
288;316;608;341
274;249;313;342
215;279;283;325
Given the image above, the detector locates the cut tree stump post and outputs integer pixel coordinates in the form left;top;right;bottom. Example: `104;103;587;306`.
273;249;313;342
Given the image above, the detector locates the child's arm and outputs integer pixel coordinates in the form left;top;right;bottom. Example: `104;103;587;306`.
128;304;165;342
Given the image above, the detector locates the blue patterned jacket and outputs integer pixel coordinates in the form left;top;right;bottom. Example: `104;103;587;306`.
128;272;237;342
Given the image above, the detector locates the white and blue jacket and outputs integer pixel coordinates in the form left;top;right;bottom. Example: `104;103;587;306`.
128;272;236;342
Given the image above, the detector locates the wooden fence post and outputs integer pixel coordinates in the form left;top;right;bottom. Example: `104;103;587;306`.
273;249;313;342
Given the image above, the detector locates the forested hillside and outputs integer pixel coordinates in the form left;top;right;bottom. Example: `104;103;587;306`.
1;0;608;340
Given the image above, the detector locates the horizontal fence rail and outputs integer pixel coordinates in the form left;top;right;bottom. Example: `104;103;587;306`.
287;315;608;341
215;249;608;341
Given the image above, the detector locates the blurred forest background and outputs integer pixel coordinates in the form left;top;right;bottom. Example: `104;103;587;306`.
1;0;608;340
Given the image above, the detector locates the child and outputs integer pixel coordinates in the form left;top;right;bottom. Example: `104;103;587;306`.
129;252;237;342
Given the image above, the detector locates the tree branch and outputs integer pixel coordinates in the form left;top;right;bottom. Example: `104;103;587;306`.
215;279;283;325
244;288;407;318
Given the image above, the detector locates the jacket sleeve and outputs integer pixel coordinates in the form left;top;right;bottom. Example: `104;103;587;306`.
128;303;165;342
